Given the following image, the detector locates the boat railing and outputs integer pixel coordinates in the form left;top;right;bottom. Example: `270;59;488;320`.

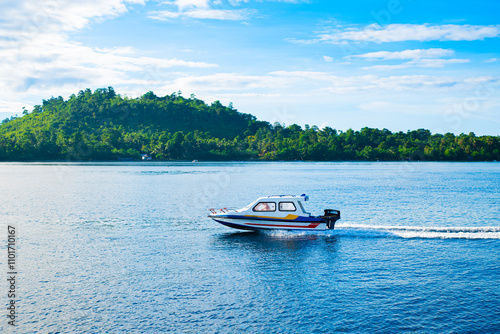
209;207;237;214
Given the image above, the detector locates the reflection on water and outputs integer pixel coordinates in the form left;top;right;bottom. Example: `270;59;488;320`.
215;230;340;253
214;229;341;255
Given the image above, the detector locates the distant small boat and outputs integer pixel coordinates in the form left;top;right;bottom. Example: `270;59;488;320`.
208;194;340;231
192;160;198;162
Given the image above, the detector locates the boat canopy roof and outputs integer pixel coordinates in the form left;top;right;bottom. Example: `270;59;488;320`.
239;194;309;212
254;194;309;202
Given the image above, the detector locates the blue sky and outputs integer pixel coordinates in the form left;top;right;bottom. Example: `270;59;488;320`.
1;0;499;134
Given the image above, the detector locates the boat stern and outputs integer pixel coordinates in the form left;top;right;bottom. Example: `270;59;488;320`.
320;209;341;229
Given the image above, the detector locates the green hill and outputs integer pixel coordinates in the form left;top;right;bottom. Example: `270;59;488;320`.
0;88;268;160
1;87;499;161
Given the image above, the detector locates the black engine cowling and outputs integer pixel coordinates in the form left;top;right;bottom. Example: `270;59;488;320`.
321;209;341;229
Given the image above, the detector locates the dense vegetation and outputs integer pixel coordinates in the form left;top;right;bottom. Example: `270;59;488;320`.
1;87;499;161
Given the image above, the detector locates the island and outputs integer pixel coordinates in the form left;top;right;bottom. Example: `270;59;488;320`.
1;87;499;162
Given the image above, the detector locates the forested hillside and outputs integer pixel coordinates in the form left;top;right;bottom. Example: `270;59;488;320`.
1;87;499;161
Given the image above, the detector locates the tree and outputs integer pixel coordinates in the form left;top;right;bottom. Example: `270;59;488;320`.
1;87;499;162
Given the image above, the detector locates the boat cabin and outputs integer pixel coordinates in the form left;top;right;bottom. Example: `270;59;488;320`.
237;194;311;217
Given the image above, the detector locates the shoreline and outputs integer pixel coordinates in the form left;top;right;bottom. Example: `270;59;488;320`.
0;159;498;164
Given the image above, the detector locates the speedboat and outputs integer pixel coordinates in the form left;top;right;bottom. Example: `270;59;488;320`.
208;194;340;231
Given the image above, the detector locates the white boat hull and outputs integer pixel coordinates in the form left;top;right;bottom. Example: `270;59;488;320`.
211;216;328;231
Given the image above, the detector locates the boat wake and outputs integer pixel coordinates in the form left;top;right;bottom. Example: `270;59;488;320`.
258;224;500;240
333;223;500;240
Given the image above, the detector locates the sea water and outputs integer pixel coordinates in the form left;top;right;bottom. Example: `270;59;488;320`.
0;162;499;333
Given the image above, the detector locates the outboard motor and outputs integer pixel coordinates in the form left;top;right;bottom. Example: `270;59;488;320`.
321;209;341;229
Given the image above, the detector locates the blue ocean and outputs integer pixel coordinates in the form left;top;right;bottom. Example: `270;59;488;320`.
1;162;499;333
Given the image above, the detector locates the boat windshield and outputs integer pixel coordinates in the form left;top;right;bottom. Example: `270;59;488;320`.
239;201;257;212
253;202;276;212
297;201;309;215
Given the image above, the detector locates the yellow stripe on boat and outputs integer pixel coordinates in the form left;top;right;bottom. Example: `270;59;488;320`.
243;214;300;220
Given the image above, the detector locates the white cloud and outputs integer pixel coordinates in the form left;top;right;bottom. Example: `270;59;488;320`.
416;58;470;68
484;58;498;63
186;8;250;20
159;71;498;96
361;64;408;71
297;24;500;44
348;48;469;70
358;101;439;116
323;55;334;62
153;71;500;134
349;48;454;60
161;72;299;93
0;34;217;93
0;0;221;115
150;0;256;21
148;10;182;19
319;122;329;129
463;76;497;85
149;8;252;20
1;0;144;33
170;0;210;10
363;58;470;70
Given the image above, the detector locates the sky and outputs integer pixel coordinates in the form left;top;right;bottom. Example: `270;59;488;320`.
1;0;499;135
